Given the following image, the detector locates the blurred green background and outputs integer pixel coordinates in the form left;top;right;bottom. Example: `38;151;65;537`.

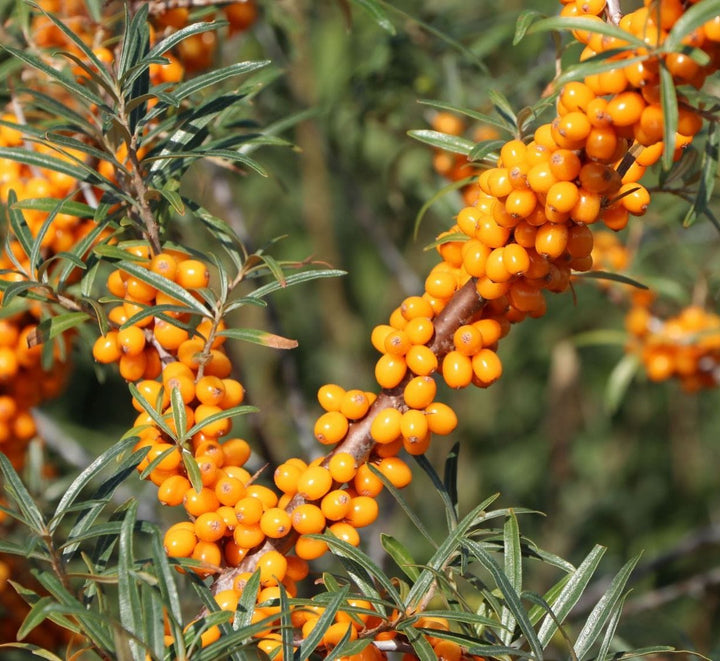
36;0;720;654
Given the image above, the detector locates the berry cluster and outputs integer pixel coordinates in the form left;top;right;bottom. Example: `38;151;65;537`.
626;295;720;390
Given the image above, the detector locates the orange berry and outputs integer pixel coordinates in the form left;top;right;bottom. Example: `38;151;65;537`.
549;149;582;182
328;452;358;483
92;331;121;363
274;462;303;494
164;522;197;557
442;350;473;389
471;349;503;386
535;223;569;259
260;507;292;539
354;463;384;497
340;389;370;420
400;409;429;444
232;522;265;549
219;379;245;408
321;489;353;521
194;511;228;543
404;344;438;376
215;475;247;506
295;534;328;560
618;182;651;215
297;465;333;500
184;486;220;517
376;456;412;488
234;496;264;525
328;522;360;547
158;474;192;506
424;402;458;435
291;503;326;534
403;375;437;409
176;259;209;289
374;354;407;389
314;410;349;445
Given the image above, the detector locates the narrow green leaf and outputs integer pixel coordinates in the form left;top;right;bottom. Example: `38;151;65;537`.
33;313;90;345
186;404;257;439
234;570;261;629
51;436;137;532
0;146;93;182
0;642;64;660
118;502;144;661
350;0;396;34
171;60;271;101
0;453;45;534
407;129;475;156
500;511;522;643
169;384;188;443
146;21;224;64
297;587;349;661
526;16;647;50
538;544;605;646
12;197;94;218
596;592;628;661
684;119;719;227
249;269;346;300
413;454;460;531
6;189;34;263
126;383;174;439
150;528;183;643
464;540;543;660
381;534;421;582
116;260;210;316
664;0;720;51
118;3;150;80
443;443;459;525
417;99;515;134
604;352;640;415
514;9;544;45
368;464;435;546
0;46;107;109
659;63;679;171
316;534;403;607
404;494;500;610
399;621;437;661
575;270;648;288
218;327;298;350
413;176;474;239
488;90;517;127
574;552;642;660
468;139;504;163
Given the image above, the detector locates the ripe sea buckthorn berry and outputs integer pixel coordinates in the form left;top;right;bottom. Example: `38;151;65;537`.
274;462;303;494
400;408;429;443
354;463;384;497
567;223;594;258
328;522;361;547
485;248;512;283
150;253;178;280
425;402;458;435
560;81;595;112
92;332;121;363
147;442;181;471
195;375;225;406
215;475;246;506
221;438;251;468
401;296;434;321
246;484;278;509
571;188;602;224
607;91;646;127
556;111;591;142
194;404;230;438
546;181;580;214
376;456;412;489
125;276;156;302
232;522;265;549
505;189;537;219
476;276;510;300
175;259;209;289
164;522;197;558
158;474;191;506
527;161;557;194
514;221;538;248
503;243;530;276
216;379;244;409
291;503;326;535
184;486;220;517
298;465;333;500
535;223;569;259
405;344;438;376
328;452;358;483
107;269;127;297
370;326;394;354
405;316;434;345
403;375;437;409
295;534;328;560
457;206;482;235
119;352;148;382
453;324;484;356
442;350;473;389
234;496;264;525
321;489;353;521
476;215;512;248
471;348;503;386
500;140;527;167
384;329;411;356
549;149;582;183
152;319;189;350
601;204;629;231
461;239;491;278
374;354;407;389
425;269;458;299
618;183;651;215
486;168;513;198
314;410;349;445
585;126;618;162
260;507;292;539
194;512;227;543
370;407;403;444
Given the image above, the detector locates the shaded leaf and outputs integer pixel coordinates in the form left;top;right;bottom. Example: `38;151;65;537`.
218;327;298;349
407;129;475;156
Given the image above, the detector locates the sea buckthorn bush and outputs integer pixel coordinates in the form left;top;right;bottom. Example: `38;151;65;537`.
1;0;719;659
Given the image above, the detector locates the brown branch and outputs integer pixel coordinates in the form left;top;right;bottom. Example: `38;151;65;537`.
210;277;484;594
